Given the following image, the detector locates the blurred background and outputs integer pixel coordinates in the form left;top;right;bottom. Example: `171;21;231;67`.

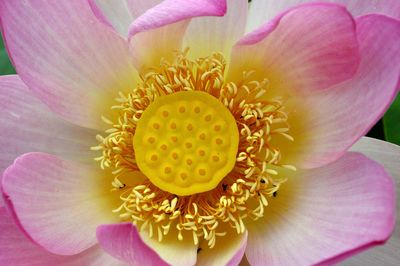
1;34;398;145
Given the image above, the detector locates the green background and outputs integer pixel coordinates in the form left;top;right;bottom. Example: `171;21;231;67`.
1;36;398;145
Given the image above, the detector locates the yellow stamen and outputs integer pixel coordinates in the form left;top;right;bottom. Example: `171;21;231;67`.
93;49;295;247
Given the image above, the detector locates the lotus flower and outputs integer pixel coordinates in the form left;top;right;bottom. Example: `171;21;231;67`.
1;1;399;265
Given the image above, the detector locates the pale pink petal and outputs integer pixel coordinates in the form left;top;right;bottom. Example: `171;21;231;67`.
128;0;226;36
128;0;227;70
196;230;248;266
129;21;189;71
0;208;124;266
183;0;248;59
0;75;96;173
96;223;169;266
1;153;118;256
138;230;198;266
89;0;162;37
0;1;137;129
87;0;116;31
247;0;400;33
229;3;360;94
343;137;400;265
245;152;395;266
287;15;400;168
125;0;165;20
350;137;400;180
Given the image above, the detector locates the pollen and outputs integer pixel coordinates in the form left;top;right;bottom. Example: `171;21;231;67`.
92;49;295;248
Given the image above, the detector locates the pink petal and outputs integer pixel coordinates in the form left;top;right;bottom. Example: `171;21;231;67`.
245;152;395;266
230;3;360;94
129;21;189;71
0;75;95;173
0;208;124;266
138;229;198;266
344;137;400;265
128;0;227;70
89;0;162;37
196;230;248;266
287;15;400;168
96;223;169;266
0;1;137;129
183;0;248;59
98;222;198;265
351;137;400;180
128;0;226;36
1;153;118;256
247;0;400;33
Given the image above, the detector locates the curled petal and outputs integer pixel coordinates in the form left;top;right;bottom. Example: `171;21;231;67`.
2;153;118;255
245;152;395;266
345;137;400;265
128;0;227;70
0;208;123;265
286;14;400;168
230;3;360;94
351;137;400;180
97;223;198;266
247;0;400;33
128;0;226;36
89;0;162;37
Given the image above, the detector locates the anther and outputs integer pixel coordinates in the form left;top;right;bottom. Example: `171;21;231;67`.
96;50;293;247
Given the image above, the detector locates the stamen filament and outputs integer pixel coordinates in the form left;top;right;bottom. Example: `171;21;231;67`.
92;50;295;247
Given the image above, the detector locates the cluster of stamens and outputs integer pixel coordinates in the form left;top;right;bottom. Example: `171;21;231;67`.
92;49;295;247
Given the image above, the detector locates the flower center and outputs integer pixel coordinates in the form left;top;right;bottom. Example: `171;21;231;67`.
133;90;239;195
92;50;295;247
